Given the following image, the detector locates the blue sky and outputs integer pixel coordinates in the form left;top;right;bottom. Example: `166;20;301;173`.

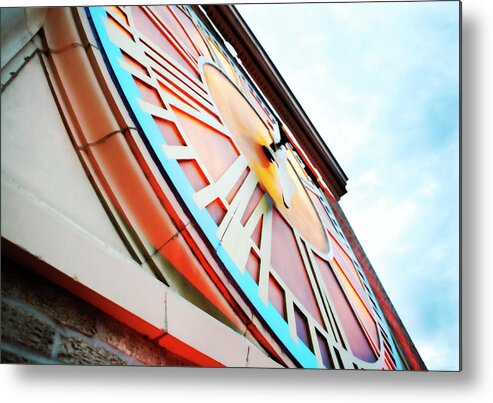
238;1;460;371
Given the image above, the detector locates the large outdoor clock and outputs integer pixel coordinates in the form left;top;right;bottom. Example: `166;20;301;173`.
88;5;402;369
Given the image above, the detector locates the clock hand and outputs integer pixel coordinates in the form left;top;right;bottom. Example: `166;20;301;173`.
271;119;282;146
262;119;287;161
275;145;296;209
261;143;276;163
261;122;296;208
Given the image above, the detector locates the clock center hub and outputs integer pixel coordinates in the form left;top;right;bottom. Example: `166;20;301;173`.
202;62;329;254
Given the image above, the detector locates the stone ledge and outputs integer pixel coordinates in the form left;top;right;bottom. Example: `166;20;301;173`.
1;175;282;368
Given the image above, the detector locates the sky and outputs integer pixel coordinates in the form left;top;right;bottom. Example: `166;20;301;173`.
238;1;460;371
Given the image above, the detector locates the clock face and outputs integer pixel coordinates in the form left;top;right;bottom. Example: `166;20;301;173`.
88;5;401;369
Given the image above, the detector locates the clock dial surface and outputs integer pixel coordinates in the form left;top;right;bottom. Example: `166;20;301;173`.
202;62;329;254
88;5;402;370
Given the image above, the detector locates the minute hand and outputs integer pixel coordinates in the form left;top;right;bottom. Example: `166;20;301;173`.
275;145;296;209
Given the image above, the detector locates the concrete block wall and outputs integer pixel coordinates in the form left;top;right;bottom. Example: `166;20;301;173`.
0;257;196;366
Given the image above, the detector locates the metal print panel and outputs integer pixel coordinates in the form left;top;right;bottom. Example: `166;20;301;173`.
0;2;459;371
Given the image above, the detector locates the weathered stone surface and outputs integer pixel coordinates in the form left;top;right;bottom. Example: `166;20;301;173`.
98;314;195;367
0;259;18;297
0;301;55;356
0;348;33;364
1;260;195;366
98;314;162;365
57;336;128;365
1;259;97;336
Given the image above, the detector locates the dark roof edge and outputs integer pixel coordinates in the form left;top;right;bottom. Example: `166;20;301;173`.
196;4;348;200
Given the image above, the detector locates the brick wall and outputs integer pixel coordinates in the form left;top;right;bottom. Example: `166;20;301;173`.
0;257;196;366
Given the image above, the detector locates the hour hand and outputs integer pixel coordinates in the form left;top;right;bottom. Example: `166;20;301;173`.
262;120;282;162
263;123;296;208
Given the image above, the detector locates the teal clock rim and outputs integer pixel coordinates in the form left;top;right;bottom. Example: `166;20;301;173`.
87;6;319;368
